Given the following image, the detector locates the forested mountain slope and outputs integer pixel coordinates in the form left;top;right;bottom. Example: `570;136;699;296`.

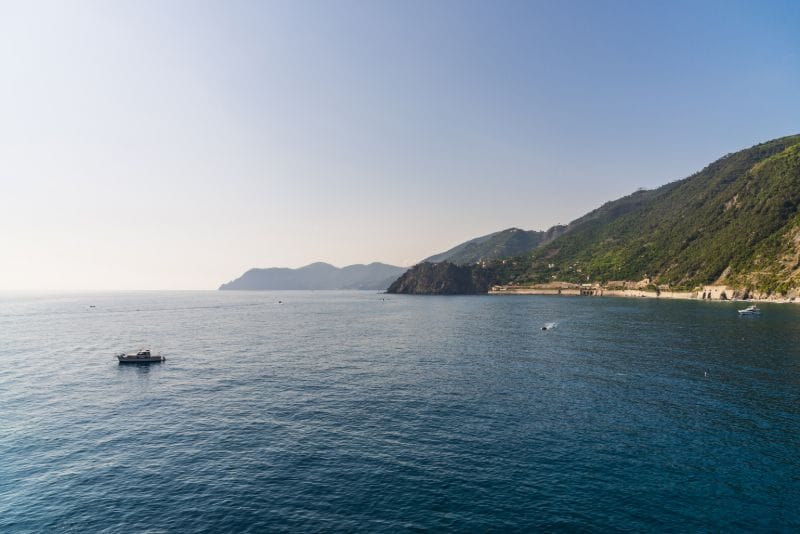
519;134;800;292
423;227;565;265
390;134;800;295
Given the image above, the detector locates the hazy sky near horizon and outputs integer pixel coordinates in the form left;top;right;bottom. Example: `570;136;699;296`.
2;0;799;289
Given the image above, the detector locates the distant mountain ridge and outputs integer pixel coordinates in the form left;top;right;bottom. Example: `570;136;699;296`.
390;134;800;296
220;262;405;290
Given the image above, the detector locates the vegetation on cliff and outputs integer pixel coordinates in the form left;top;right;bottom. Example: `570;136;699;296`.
390;134;800;296
423;227;565;265
515;135;800;293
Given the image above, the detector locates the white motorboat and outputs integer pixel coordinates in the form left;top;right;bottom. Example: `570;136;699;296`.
117;349;165;363
737;305;761;315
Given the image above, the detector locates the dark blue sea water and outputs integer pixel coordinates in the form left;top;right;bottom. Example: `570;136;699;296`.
2;291;800;532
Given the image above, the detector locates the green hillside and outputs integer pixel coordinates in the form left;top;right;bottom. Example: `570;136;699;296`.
423;227;565;265
390;134;800;296
515;134;800;292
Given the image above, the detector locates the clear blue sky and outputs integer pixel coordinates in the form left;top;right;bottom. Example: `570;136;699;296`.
1;0;799;289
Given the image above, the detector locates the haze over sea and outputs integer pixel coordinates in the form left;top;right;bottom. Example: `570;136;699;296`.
2;291;799;532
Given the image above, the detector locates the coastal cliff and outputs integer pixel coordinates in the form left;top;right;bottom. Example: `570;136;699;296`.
389;134;800;298
386;262;496;294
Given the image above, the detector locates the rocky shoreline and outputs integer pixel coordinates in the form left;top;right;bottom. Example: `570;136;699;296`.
489;283;800;303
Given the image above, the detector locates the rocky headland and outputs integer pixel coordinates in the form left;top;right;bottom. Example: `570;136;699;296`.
386;262;495;295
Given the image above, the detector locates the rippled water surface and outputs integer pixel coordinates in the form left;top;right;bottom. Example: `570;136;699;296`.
2;291;800;531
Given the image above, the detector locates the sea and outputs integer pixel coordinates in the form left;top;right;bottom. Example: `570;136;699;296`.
2;291;799;532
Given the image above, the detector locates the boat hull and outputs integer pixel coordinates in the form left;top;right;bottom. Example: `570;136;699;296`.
117;356;165;363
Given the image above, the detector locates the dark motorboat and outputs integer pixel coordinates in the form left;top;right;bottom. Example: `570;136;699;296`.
117;349;165;363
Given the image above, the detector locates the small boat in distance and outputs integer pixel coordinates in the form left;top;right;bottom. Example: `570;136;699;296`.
117;349;165;363
737;305;761;315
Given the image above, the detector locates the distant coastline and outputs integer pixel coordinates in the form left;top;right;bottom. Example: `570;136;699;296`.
220;262;405;291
